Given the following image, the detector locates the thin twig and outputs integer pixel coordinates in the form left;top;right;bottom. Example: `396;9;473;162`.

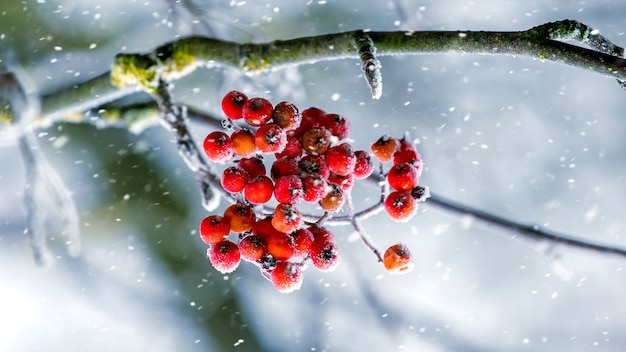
426;192;626;258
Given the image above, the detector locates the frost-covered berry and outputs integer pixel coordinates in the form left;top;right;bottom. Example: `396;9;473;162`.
371;135;399;163
267;231;295;261
383;243;414;274
221;166;249;193
319;184;345;212
223;203;256;233
255;123;287;154
243;97;273;126
273;175;304;205
272;101;301;131
221;90;248;120
238;156;267;179
300;127;332;155
393;138;422;166
320;113;351;141
203;131;234;162
299;154;330;179
231;129;257;157
324;142;356;176
271;261;303;293
384;191;417;223
309;226;340;272
271;157;299;180
353;150;374;179
271;203;303;234
208;239;241;274
238;234;268;263
387;162;418;191
244;176;274;205
327;172;354;191
301;173;328;203
275;136;303;159
252;217;276;241
292;107;324;136
199;215;230;245
290;227;314;261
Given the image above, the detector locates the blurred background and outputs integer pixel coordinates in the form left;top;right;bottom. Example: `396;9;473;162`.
1;0;626;351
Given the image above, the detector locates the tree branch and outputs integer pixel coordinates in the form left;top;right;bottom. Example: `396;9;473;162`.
12;19;621;124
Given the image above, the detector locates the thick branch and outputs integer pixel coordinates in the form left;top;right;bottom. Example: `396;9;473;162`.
26;19;626;122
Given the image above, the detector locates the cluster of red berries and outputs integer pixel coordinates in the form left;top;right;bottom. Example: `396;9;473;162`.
371;135;427;224
199;91;425;292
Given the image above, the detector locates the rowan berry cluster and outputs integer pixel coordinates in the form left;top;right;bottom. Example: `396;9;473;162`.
371;135;427;224
199;91;425;292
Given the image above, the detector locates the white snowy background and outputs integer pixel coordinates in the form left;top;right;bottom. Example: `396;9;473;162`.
1;0;626;351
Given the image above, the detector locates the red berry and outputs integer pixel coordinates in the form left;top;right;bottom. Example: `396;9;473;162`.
207;239;241;274
371;135;399;163
267;231;295;260
243;97;273;127
320;113;351;141
353;150;374;179
238;156;267;179
273;175;304;205
271;157;299;180
221;90;248;120
387;162;418;191
301;173;328;203
292;107;324;136
223;203;256;233
199;215;230;245
272;204;303;234
383;243;414;274
272;101;301;131
270;261;303;293
238;235;268;263
231;129;257;157
298;155;330;179
221;166;249;193
324;142;356;176
275;136;303;159
290;227;314;260
327;172;354;191
384;191;417;222
309;226;340;272
244;176;274;204
319;184;345;212
393;149;421;167
203;131;234;162
300;127;332;155
252;217;275;241
255;123;287;154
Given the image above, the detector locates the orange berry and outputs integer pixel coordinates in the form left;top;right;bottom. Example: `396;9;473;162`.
271;204;303;234
267;231;295;260
371;135;399;163
319;184;344;212
231;129;257;157
223;203;256;233
383;243;414;274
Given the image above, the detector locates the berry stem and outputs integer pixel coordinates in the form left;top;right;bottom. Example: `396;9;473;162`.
151;79;226;211
346;192;383;262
